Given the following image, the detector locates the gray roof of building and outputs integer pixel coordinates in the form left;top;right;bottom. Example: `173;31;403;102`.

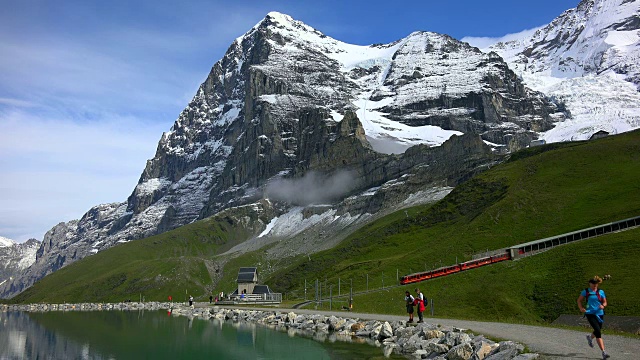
237;273;256;283
237;267;258;283
253;285;273;294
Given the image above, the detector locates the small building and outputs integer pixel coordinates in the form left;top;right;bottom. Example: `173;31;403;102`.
590;130;609;140
530;139;546;147
236;267;258;295
229;267;281;303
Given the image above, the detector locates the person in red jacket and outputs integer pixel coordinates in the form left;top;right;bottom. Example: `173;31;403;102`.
414;288;425;323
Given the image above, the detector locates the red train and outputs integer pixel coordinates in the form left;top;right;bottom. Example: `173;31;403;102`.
400;251;511;285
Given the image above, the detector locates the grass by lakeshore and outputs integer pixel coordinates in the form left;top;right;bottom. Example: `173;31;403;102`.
9;130;640;327
9;214;256;303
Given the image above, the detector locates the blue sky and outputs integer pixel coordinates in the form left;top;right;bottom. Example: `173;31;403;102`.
0;0;580;242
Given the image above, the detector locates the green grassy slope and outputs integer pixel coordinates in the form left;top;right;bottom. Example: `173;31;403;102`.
266;130;640;322
11;130;640;325
10;215;255;303
347;227;640;323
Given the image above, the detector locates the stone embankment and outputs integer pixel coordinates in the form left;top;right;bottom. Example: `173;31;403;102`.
2;302;173;312
2;303;538;360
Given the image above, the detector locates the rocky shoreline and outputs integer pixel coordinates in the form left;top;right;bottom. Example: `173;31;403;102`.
1;301;173;312
2;303;538;359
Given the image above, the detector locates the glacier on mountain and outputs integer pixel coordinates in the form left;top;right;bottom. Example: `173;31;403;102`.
470;0;640;142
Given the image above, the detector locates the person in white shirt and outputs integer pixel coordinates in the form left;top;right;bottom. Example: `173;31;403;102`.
404;291;415;323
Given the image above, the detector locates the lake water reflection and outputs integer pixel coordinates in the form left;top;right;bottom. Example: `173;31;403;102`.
0;310;404;359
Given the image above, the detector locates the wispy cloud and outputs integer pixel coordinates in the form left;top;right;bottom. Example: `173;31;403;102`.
0;109;168;242
0;34;201;119
0;98;38;108
0;1;271;242
265;171;360;206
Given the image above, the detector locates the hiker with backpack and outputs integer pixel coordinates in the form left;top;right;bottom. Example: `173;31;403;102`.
404;291;415;323
577;275;609;359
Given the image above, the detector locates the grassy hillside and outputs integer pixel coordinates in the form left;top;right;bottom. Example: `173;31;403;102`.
11;130;640;325
266;130;640;322
332;226;640;323
10;214;256;303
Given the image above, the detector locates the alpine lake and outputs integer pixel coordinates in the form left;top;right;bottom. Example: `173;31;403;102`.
0;309;406;359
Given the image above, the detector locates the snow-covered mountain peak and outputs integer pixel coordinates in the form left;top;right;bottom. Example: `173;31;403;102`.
242;12;405;74
0;236;14;248
483;0;640;143
239;11;331;50
263;11;320;34
488;0;640;82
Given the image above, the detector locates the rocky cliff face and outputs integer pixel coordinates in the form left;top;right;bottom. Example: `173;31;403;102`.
367;33;562;152
0;237;39;289
0;12;568;298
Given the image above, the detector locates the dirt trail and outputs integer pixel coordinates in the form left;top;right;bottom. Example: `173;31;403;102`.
224;306;640;359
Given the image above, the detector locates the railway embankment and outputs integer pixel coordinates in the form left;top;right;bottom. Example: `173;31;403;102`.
400;215;640;285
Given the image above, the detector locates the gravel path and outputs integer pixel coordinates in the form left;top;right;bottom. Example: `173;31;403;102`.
225;306;640;359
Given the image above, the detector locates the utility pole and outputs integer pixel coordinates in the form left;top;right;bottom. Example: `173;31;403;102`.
349;282;353;311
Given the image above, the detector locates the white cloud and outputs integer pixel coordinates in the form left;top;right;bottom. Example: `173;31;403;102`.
0;35;200;118
0;98;38;108
0;109;167;242
265;171;360;206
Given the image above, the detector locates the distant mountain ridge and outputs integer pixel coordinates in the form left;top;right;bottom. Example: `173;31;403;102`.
484;0;640;142
0;236;15;248
2;2;639;298
0;237;39;287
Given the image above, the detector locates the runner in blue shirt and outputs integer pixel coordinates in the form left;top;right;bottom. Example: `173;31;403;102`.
577;275;609;359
